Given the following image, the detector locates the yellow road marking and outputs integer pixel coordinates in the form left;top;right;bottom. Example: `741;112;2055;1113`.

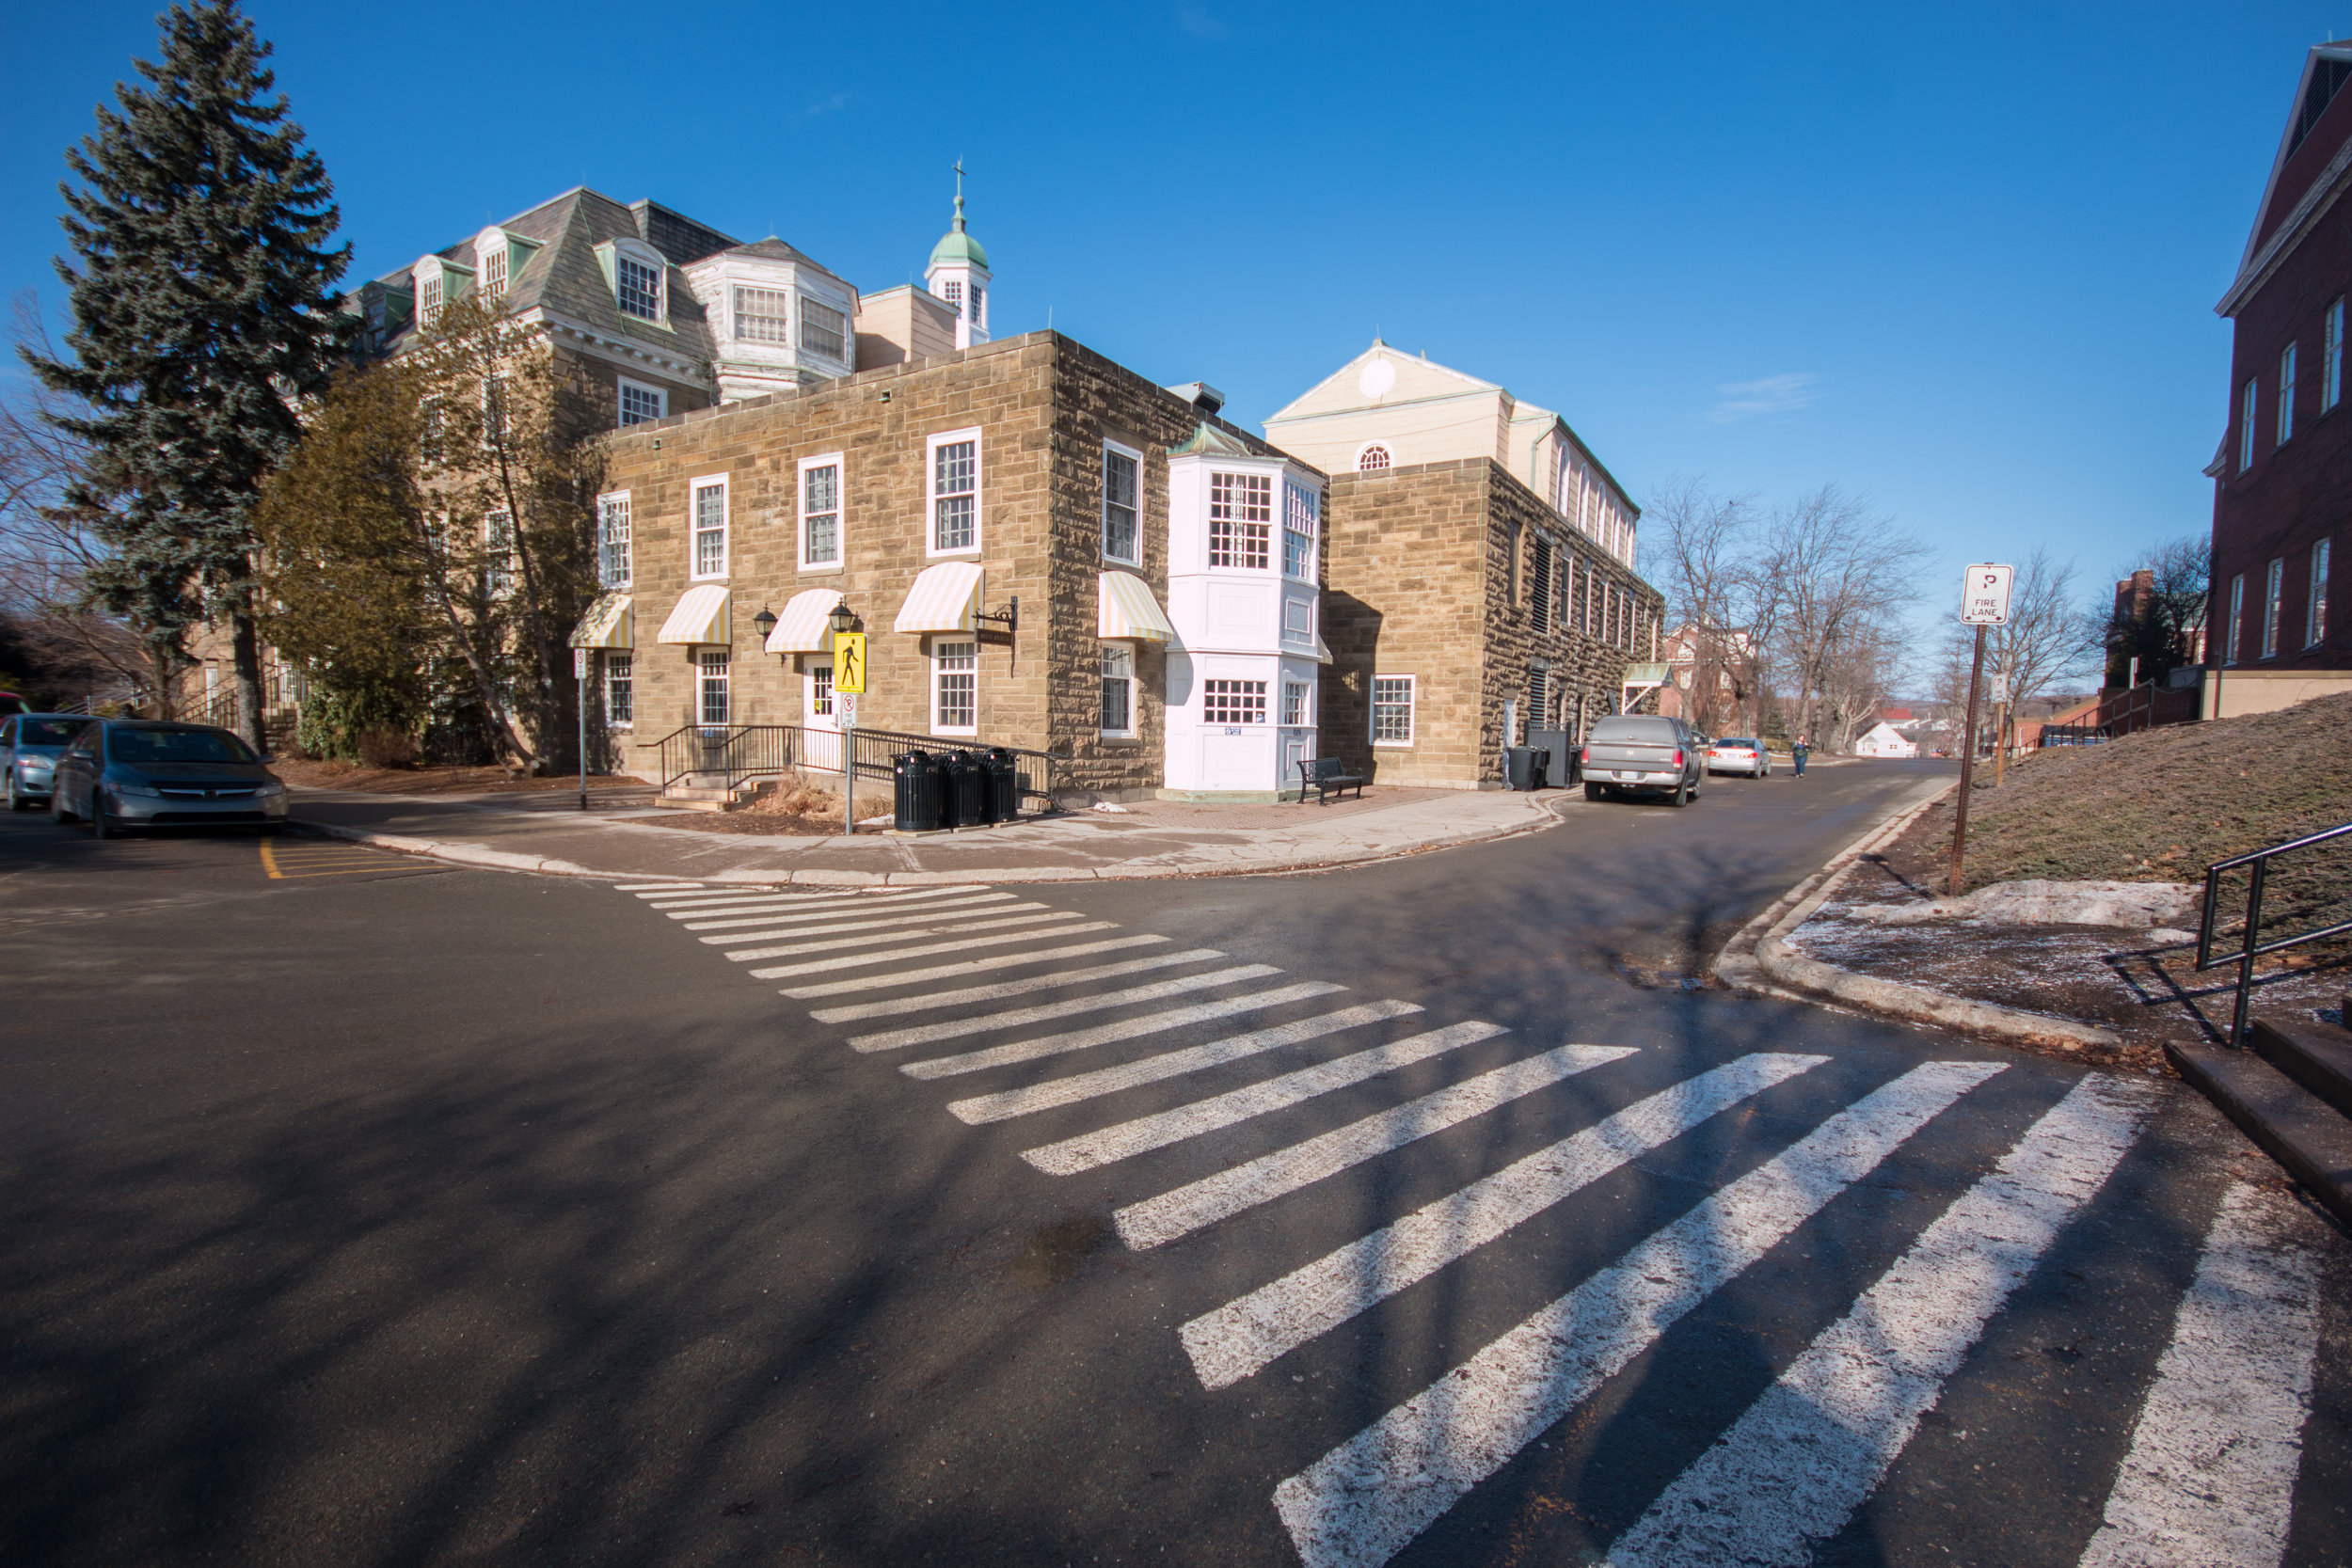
261;838;419;879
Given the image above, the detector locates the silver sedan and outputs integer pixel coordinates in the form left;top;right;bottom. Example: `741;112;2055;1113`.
1706;736;1772;777
47;720;291;837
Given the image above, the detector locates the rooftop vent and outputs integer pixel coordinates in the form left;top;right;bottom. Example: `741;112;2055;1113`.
1166;381;1225;416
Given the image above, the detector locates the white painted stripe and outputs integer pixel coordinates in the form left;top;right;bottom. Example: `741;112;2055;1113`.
850;965;1284;1053
698;898;1038;942
619;882;707;892
1136;1041;1742;1266
2076;1179;2323;1568
809;949;1230;1023
652;885;969;911
1026;1022;1527;1174
899;983;1347;1081
778;935;1171;1000
724;911;1085;963
1270;1058;2006;1568
750;922;1122;981
1604;1072;2153;1568
682;893;1014;931
952;1001;1428;1125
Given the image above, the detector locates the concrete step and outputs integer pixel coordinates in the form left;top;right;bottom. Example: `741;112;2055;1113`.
2166;1034;2352;1230
2251;1016;2352;1119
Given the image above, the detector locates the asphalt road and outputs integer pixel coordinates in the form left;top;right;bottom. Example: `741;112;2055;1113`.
3;762;2345;1568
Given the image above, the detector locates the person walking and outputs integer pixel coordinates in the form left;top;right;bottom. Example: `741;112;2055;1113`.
1792;738;1809;779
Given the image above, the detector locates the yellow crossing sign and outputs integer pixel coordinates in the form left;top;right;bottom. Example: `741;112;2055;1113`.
834;630;866;694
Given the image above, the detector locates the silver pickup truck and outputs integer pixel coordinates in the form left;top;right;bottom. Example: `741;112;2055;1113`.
1579;715;1705;805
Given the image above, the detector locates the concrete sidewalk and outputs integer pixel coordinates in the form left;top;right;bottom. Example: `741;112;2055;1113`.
290;784;1563;883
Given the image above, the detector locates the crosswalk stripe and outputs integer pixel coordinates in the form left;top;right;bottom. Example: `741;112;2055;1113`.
1025;1021;1516;1175
2076;1179;2324;1568
1133;1038;1697;1268
951;1002;1428;1126
850;964;1285;1053
899;983;1348;1082
809;949;1232;1024
1270;1057;2006;1568
647;889;933;912
622;882;708;892
778;935;1172;1000
1602;1072;2153;1568
682;892;1014;930
724;911;1086;963
701;898;1041;944
749;922;1124;982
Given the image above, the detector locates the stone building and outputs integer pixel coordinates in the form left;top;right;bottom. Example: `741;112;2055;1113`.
1267;345;1663;787
588;330;1324;801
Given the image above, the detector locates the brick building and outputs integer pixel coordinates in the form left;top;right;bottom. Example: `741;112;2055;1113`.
1267;345;1662;787
591;331;1323;800
2206;40;2352;717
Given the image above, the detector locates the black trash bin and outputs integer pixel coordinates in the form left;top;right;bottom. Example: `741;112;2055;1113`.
1505;744;1540;791
984;747;1022;822
1529;727;1573;786
893;751;941;832
943;750;988;827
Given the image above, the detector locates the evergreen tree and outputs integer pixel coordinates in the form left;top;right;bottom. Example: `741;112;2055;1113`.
25;0;348;740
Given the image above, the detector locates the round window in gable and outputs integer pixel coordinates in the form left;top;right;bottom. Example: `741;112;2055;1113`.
1357;443;1392;472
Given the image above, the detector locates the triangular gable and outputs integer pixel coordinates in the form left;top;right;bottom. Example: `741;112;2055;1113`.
2225;42;2352;310
1263;341;1500;423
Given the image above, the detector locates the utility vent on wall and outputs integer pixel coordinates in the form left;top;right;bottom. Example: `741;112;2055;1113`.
1166;381;1226;415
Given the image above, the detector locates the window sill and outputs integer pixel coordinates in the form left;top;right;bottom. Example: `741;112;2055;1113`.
797;562;845;576
1099;734;1141;745
689;572;730;584
931;728;978;739
926;546;983;560
1372;740;1414;749
1102;553;1142;568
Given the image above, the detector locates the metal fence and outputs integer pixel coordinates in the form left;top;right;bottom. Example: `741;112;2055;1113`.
2194;820;2352;1046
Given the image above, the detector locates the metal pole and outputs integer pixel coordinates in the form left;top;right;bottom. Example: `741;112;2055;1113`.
577;651;588;811
2232;859;2267;1047
842;721;854;836
1994;699;2009;787
1947;624;1987;897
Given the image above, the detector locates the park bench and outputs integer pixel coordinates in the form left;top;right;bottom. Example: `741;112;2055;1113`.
1296;755;1366;804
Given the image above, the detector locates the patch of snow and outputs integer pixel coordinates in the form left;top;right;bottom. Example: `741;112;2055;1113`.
1843;879;2194;930
1091;801;1134;814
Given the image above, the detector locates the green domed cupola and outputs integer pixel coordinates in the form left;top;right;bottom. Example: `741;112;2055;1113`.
924;161;993;349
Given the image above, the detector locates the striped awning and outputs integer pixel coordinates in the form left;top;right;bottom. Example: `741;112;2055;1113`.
656;583;731;645
894;560;984;634
765;587;842;654
1312;634;1333;665
1098;571;1176;642
571;592;633;650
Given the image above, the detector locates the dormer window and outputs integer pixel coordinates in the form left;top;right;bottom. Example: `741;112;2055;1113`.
482;245;508;298
617;254;662;321
733;285;789;343
801;296;847;358
419;272;444;327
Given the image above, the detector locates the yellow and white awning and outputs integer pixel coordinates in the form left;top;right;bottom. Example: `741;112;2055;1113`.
1098;571;1177;643
765;587;842;654
655;583;731;645
571;592;633;649
894;560;984;634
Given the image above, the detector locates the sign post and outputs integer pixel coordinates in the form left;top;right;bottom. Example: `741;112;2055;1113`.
1949;564;2013;895
574;645;589;812
834;630;866;836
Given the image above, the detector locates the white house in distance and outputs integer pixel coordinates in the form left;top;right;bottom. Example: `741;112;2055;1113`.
1852;721;1919;758
1159;420;1328;797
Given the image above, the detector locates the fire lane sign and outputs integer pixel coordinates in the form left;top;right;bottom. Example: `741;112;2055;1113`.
1961;563;2014;626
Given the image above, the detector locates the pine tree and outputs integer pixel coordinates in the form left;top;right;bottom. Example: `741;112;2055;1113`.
25;0;348;740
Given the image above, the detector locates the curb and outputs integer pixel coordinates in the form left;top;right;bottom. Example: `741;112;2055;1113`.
1711;781;2125;1053
290;792;1561;887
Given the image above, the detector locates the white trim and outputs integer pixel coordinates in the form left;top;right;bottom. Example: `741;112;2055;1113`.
799;451;845;573
603;650;634;730
2279;341;2297;444
1100;642;1137;738
1353;440;1395;473
1102;438;1143;564
596;488;632;589
927;427;982;557
930;635;979;736
618;376;667;428
1371;673;1416;747
600;236;671;328
689;471;730;581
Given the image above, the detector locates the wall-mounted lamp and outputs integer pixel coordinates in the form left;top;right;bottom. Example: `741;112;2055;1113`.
828;596;857;636
752;605;778;641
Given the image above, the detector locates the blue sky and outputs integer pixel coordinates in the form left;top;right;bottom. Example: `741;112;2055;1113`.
2;1;2335;634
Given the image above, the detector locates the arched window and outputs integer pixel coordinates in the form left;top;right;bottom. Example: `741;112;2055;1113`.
1357;443;1392;472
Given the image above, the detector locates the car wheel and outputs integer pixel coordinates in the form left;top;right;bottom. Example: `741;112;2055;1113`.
90;789;115;838
50;784;74;824
5;774;20;811
1672;779;1690;807
1584;781;1604;801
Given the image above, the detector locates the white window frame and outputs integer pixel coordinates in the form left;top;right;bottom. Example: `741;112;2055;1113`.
930;637;978;736
2279;344;2297;445
732;284;790;345
690;473;729;581
927;428;982;557
1201;678;1268;725
1355;442;1393;473
799;452;845;573
479;238;508;300
2240;377;2259;471
483;511;515;598
2226;573;2246;665
1100;643;1136;738
604;651;633;729
1102;440;1142;564
2328;300;2344;413
2263;557;2284;658
1282;481;1320;582
596;490;632;589
417;264;445;328
2310;538;2332;648
697;648;730;726
1208;470;1274;571
615;247;665;325
941;278;963;317
970;284;986;332
618;377;666;428
1281;678;1311;727
800;294;848;359
1371;674;1416;747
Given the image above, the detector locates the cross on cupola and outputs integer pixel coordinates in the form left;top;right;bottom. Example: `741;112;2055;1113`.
926;160;993;351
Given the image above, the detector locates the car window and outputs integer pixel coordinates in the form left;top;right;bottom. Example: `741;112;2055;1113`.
0;718;12;744
105;727;259;766
20;718;90;747
66;729;99;757
1591;717;1679;743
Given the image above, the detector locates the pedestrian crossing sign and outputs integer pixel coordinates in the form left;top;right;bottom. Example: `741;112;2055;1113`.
834;631;866;693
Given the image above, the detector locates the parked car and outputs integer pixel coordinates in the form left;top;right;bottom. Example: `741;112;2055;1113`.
1706;736;1772;777
1580;715;1706;805
2;713;97;809
47;720;290;837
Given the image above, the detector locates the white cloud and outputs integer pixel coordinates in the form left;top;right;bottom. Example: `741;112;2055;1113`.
1707;372;1818;424
1176;6;1230;40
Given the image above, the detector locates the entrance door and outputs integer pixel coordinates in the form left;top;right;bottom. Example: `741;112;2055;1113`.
804;657;842;774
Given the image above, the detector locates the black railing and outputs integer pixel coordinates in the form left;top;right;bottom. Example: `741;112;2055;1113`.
651;722;1066;812
2195;820;2352;1045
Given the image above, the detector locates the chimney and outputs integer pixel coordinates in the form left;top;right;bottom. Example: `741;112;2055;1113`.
1165;381;1225;416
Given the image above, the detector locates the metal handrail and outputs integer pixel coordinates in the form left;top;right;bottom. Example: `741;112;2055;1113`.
2194;819;2352;1045
649;722;1065;810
